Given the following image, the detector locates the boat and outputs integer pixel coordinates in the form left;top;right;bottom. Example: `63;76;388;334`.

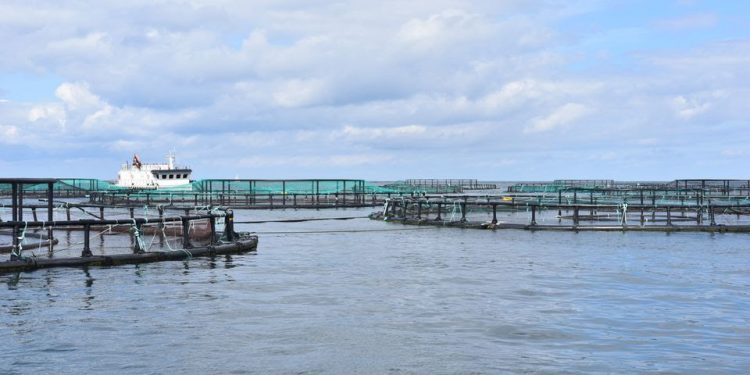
116;151;192;190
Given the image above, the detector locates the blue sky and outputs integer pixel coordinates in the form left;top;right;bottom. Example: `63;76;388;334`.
0;0;748;181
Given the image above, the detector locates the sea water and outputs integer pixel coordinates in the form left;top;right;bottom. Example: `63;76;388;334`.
2;207;750;374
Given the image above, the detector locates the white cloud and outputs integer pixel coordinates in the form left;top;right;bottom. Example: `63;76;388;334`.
28;103;66;125
336;123;491;149
0;1;748;179
525;103;591;133
397;9;478;44
55;82;103;110
672;95;711;120
340;124;427;140
273;78;327;108
227;154;395;168
47;32;111;55
0;125;19;144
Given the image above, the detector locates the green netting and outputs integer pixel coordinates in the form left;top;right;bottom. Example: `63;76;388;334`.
0;179;128;194
379;183;462;194
56;179;126;192
1;179;404;195
189;179;369;194
507;184;566;193
508;182;619;193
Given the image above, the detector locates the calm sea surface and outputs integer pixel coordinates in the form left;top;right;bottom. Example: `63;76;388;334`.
2;207;750;374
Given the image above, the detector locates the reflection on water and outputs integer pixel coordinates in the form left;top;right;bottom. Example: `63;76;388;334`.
2;207;750;374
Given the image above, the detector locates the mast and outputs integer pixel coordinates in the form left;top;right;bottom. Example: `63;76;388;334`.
167;150;176;169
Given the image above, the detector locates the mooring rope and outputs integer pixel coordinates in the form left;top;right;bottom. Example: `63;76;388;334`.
76;206;101;219
233;216;367;224
130;219;146;252
251;227;434;235
13;221;28;260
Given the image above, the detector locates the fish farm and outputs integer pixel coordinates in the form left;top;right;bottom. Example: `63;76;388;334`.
4;177;750;273
0;176;472;273
0;178;257;273
373;179;750;233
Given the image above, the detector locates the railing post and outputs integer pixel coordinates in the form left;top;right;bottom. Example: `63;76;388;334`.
11;183;18;222
282;182;287;207
179;216;193;249
416;200;422;219
47;181;54;256
435;202;442;221
82;223;92;257
530;205;537;226
11;224;19;261
209;215;217;245
666;206;672;226
224;210;235;241
492;203;497;224
640;207;645;226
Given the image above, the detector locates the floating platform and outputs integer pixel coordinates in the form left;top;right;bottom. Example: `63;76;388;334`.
0;235;258;273
370;209;750;233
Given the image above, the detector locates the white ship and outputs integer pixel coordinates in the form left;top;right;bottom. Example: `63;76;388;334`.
116;152;192;190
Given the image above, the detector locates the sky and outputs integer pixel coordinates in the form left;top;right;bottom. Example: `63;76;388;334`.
0;0;749;181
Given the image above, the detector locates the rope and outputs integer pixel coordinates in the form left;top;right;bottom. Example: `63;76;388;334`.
160;218;192;259
13;221;28;260
252;227;433;235
131;219;146;252
233;216;367;224
34;224;119;256
448;201;461;223
38;220;46;253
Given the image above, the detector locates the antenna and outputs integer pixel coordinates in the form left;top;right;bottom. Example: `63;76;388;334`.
167;149;176;169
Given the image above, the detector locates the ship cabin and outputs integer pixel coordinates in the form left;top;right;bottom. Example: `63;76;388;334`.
153;169;192;181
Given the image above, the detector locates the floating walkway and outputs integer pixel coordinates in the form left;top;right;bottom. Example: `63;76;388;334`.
0;178;260;274
373;191;750;233
372;213;750;233
0;236;258;273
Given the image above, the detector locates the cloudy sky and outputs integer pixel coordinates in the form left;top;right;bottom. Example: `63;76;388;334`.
1;0;748;181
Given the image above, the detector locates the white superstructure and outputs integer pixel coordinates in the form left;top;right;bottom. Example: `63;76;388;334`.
116;152;192;190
